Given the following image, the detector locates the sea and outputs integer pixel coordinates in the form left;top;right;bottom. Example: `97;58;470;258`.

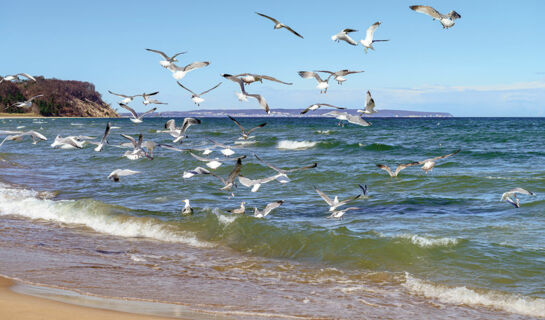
0;117;544;319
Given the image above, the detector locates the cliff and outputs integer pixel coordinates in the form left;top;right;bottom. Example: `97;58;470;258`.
0;76;118;117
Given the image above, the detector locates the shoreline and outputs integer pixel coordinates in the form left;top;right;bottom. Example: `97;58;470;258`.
0;275;181;320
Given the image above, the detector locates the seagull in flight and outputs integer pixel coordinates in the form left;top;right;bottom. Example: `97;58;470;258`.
210;156;245;191
50;136;85;149
410;5;461;29
314;69;364;85
298;71;332;94
231;73;292;86
331;28;358;46
108;169;140;182
327;207;359;219
376;162;420;177
118;103;157;123
222;74;271;114
108;91;143;104
359;22;389;53
190;152;224;170
120;133;151;160
163;118;201;143
254;153;317;184
228;115;266;140
12;95;43;109
177;81;222;106
238;173;285;192
0;130;47;147
183;166;211;179
415;149;460;173
253;200;284;218
142;92;166;105
501;188;536;208
0;73;36;83
92;122;111;152
357;91;376;114
300;103;345;115
255;12;303;39
145;48;187;68
167;61;210;80
314;186;361;212
208;138;241;157
324;111;371;127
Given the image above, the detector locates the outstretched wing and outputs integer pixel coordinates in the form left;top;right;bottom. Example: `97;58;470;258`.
181;117;201;133
177;81;197;95
283;25;304;39
509;188;535;196
314;187;334;206
247;122;267;135
200;82;222;95
319;103;345;110
409;5;442;19
419;149;460;163
337;194;362;207
228;115;245;132
365;22;381;42
377;164;394;177
145;48;169;60
395;162;420;175
283;162;317;173
118;103;138;118
254;153;284;173
262;200;284;217
259;75;292;85
138;107;157;119
183;61;210;72
120;134;138;148
255;12;280;24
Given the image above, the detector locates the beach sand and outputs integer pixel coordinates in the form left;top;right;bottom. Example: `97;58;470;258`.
0;276;175;320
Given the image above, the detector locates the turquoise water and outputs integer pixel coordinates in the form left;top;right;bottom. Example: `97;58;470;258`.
0;117;544;318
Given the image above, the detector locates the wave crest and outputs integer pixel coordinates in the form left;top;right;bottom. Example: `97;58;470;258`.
396;234;460;248
276;140;317;150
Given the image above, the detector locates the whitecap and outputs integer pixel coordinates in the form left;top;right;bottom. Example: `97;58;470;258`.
396;233;459;248
276;140;317;150
216;213;238;226
129;254;147;262
403;273;545;318
234;140;256;145
316;130;331;135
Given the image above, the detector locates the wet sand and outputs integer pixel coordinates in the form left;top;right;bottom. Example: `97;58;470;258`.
0;276;176;320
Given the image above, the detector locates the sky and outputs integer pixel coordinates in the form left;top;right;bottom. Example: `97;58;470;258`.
1;0;545;116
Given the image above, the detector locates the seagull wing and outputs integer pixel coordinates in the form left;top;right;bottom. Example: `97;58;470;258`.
246;122;267;135
189;152;219;162
181;117;201;133
255;12;280;24
394;162;420;175
342;28;358;33
419;149;460;164
225;157;244;186
509;188;535;196
262;200;284;217
177;81;197;95
364;22;381;43
377;164;395;177
200;82;222;95
145;48;169;60
298;71;323;82
228;115;245;132
283;162;317;173
118;103;138;118
410;5;442;19
109;90;130;99
183;61;210;72
138;107;157;120
100;121;111;145
282;25;304;38
318;103;345;110
18;73;36;81
346;114;371;126
254;153;284;174
314;187;334;206
29;94;44;101
336;194;362;207
259;75;292;85
120;134;138;148
246;93;270;114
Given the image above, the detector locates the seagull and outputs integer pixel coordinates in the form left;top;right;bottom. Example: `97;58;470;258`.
50;135;85;149
376;162;419;177
118;103;157;124
331;28;358;46
0;73;36;83
208;138;241;156
300;103;345;114
120;133;150;160
359;22;389;53
327;207;359;219
255;12;303;38
298;71;332;94
163;118;201;143
108;169;140;182
228;115;266;140
324;111;371;127
177;81;222;106
142;92;167;105
228;202;246;215
238;173;285;192
145;48;187;68
314;186;362;212
359;184;368;198
222;74;270;114
232;73;293;86
167;61;210;80
0;130;47;147
254;153;317;183
415;149;460;173
12;95;43;108
253;200;284;218
501;188;536;208
210;156;245;191
314;70;364;85
181;199;193;216
409;5;461;29
92;121;111;152
108;91;144;104
357;91;376;114
190;152;223;169
183;166;211;179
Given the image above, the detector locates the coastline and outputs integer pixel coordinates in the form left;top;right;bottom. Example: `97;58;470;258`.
0;276;178;320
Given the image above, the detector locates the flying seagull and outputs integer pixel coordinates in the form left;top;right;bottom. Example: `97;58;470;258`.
92;121;111;152
324;111;371;127
298;71;332;94
181;199;193;216
376;162;420;177
145;48;187;68
108;90;144;104
359;22;389;53
231;73;292;86
177;81;222;106
222;74;270;114
238;173;285;192
0;130;47;147
163;118;201;143
210;156;245;191
300;103;345;114
331;28;358;46
167;61;210;80
255;12;303;38
415;149;460;173
501;188;536;208
190;152;224;169
142;92;167;105
119;103;157;123
253;200;284;218
0;73;36;83
327;207;359;219
357;91;376;114
183;166;211;179
228;202;246;215
409;5;461;29
314;186;361;212
228;115;266;140
108;169;140;182
12;94;43;109
314;69;364;85
120;133;150;160
207;138;241;156
254;153;317;183
50;135;86;149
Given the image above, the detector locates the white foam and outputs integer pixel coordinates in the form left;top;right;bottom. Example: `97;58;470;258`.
234;140;256;145
276;140;317;150
216;213;238;226
0;183;212;248
403;273;545;318
129;254;147;262
316;130;331;135
396;233;459;248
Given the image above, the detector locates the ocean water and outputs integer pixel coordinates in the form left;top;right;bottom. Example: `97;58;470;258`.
0;117;544;319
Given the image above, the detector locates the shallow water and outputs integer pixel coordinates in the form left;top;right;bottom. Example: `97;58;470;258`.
0;117;544;319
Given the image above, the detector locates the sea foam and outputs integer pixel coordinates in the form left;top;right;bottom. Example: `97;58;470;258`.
403;273;545;318
276;140;317;150
396;233;460;248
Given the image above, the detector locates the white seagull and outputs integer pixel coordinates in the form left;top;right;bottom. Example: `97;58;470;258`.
314;69;364;85
314;186;362;212
331;28;358;46
324;111;371;127
183;166;211;179
118;103;157;124
254;153;317;184
177;81;222;106
190;152;223;170
359;22;389;53
222;74;271;114
231;73;292;86
357;91;376;114
142;92;167;105
12;95;43;109
167;61;210;80
501;188;536;208
210;156;245;191
145;48;187;68
108;90;144;104
163;118;201;143
376;162;420;177
181;199;194;216
298;71;332;94
120;133;150;160
228;115;266;140
327;207;359;219
108;169;140;182
415;149;460;173
410;5;461;29
253;200;284;218
0;130;47;147
300;103;345;115
238;173;285;192
50;136;85;149
255;12;303;39
92;122;111;152
0;73;36;83
208;138;241;157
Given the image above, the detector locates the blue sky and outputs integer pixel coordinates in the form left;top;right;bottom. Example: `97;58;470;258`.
2;0;544;116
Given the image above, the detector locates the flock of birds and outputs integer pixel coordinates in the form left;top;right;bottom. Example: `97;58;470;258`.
0;6;537;216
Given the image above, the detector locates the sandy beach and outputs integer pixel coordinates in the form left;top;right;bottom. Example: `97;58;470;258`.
0;276;175;320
